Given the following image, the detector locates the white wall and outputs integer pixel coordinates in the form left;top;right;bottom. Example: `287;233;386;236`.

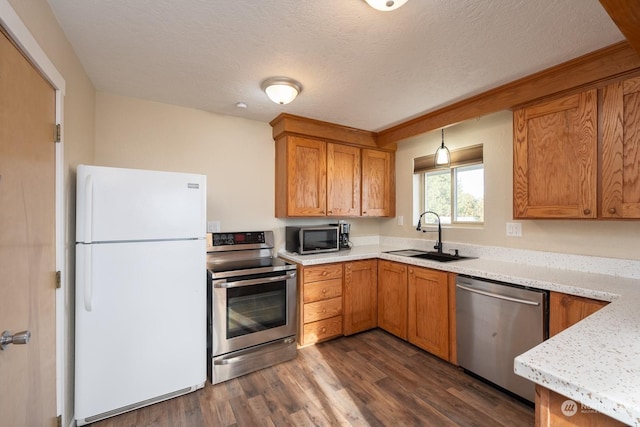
381;110;640;261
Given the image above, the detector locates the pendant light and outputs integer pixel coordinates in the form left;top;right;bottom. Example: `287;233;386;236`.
261;77;303;105
434;129;451;167
365;0;408;11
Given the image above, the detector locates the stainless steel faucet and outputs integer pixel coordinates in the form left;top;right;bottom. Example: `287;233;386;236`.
416;210;443;253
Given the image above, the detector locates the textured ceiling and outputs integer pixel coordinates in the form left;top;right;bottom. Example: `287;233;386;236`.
47;0;623;132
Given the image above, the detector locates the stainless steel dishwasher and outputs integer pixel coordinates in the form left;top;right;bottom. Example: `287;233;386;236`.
456;275;548;402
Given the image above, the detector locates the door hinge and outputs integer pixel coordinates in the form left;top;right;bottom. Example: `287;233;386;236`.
55;271;61;289
55;124;61;143
56;415;62;427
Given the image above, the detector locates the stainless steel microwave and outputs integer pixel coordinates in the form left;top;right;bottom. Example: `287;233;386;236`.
285;226;339;255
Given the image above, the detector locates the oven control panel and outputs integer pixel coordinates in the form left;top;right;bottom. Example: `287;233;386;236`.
210;231;266;247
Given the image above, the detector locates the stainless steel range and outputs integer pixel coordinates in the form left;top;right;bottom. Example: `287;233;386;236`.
206;231;297;384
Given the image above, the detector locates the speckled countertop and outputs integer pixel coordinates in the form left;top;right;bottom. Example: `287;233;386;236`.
278;240;640;426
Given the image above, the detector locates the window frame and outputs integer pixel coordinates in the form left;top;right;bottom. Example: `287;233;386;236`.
419;161;485;225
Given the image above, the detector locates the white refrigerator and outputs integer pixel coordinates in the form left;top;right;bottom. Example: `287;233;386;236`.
74;165;207;425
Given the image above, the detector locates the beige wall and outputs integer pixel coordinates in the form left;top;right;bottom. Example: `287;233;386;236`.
381;110;640;261
94;92;383;243
95;92;280;232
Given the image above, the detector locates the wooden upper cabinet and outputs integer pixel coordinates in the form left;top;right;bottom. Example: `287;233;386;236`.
327;143;361;217
276;136;327;217
272;114;396;218
362;149;395;217
514;90;598;219
601;76;640;219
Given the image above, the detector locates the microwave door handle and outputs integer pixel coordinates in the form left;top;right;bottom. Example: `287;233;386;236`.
212;272;297;289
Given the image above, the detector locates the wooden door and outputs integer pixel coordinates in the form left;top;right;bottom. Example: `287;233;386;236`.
343;259;377;335
286;136;326;216
362;149;395;217
601;76;640;218
0;29;57;426
327;143;361;216
513;90;597;218
549;292;608;337
407;266;449;360
377;260;407;339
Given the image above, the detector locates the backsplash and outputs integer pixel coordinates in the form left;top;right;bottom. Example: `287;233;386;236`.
359;235;640;280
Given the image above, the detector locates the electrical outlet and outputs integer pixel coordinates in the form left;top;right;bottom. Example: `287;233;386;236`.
506;222;522;237
397;215;404;226
207;221;221;233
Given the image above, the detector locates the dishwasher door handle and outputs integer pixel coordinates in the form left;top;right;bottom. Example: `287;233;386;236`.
456;283;540;306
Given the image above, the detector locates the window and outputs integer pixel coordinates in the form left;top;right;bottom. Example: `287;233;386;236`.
414;144;484;225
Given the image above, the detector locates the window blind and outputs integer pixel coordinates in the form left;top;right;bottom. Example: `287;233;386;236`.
413;144;483;174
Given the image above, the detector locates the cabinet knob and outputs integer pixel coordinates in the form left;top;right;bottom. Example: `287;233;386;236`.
322;308;326;313
583;208;591;215
322;288;327;294
321;327;327;333
362;211;367;215
608;207;616;214
328;210;333;214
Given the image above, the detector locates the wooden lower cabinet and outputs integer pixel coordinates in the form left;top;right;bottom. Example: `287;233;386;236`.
549;291;608;337
299;263;344;346
377;260;408;340
407;266;451;361
535;385;625;426
343;259;378;335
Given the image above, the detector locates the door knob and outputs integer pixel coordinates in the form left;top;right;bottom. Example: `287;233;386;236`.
1;330;31;350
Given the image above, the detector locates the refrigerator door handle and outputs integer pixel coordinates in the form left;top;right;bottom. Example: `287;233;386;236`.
83;174;94;243
84;245;93;312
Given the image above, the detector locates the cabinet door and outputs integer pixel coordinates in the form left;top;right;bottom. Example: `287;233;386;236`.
362;149;395;217
601;76;640;218
327;143;361;217
343;259;378;335
287;136;327;216
549;291;608;337
513;90;597;218
407;266;450;360
377;260;407;339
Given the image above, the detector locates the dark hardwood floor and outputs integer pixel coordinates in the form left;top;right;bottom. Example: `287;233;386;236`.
90;329;534;426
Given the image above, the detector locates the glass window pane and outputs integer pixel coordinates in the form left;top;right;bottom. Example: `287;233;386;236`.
454;164;484;222
424;170;451;224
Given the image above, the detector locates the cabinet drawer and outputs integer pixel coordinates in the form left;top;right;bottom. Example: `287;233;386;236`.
303;316;343;345
303;279;342;303
303;264;343;283
304;297;342;323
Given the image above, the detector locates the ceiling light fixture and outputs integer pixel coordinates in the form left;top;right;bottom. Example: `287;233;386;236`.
365;0;408;11
435;129;451;167
261;77;303;105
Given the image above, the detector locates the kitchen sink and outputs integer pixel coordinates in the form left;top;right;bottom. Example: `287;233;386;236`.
385;249;474;263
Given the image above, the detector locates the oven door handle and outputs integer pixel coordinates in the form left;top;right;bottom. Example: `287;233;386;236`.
212;271;297;288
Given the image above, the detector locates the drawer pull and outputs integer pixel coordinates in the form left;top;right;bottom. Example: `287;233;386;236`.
322;288;327;294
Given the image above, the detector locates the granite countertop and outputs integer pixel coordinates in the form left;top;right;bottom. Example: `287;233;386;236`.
278;244;640;426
